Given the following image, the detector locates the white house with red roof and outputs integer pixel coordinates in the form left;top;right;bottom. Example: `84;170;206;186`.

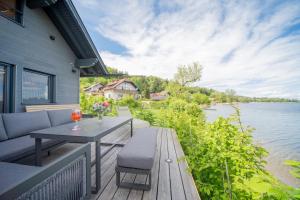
102;79;139;100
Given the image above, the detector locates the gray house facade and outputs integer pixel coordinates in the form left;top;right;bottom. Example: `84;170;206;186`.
0;0;107;112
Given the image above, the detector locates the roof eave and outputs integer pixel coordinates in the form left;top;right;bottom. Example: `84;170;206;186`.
64;0;108;76
28;0;108;77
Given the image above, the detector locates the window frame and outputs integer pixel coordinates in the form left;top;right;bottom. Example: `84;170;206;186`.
0;0;25;25
22;69;55;105
0;62;15;113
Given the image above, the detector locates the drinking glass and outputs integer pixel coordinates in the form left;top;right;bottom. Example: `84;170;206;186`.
71;109;81;131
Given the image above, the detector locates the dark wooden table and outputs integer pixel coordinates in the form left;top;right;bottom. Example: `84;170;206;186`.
30;116;133;193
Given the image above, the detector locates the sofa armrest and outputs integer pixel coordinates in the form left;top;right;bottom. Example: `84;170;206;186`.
0;143;91;200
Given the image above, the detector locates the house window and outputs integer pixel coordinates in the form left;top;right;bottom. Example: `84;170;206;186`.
0;62;14;113
0;0;24;24
22;69;54;104
0;67;5;113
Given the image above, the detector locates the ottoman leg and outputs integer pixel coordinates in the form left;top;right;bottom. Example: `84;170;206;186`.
116;167;121;186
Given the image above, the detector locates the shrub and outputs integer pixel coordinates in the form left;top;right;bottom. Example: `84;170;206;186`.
192;93;211;105
132;109;156;125
118;95;140;108
80;93;117;116
185;102;204;118
80;93;104;114
149;100;168;109
168;98;187;112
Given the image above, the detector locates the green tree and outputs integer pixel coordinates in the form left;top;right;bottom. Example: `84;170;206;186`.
212;91;227;103
129;75;168;98
130;76;150;98
225;89;237;103
174;62;203;86
192;93;211;105
147;76;168;93
165;81;184;96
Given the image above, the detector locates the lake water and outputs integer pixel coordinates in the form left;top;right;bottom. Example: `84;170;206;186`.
205;102;300;187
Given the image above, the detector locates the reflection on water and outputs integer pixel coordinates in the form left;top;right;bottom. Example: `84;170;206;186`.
205;102;300;187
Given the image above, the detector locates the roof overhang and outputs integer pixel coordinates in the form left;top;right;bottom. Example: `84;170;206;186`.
27;0;58;8
75;58;98;69
27;0;108;77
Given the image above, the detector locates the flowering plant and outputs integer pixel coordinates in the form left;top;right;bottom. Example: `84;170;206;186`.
93;101;110;119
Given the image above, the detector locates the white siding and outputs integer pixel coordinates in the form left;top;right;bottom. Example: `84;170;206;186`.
104;91;124;100
116;82;137;91
104;90;138;100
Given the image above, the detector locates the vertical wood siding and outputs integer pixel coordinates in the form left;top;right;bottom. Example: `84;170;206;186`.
0;4;79;112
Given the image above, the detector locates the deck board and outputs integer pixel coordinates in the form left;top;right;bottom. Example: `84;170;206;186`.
171;129;201;200
112;173;136;200
19;120;200;200
95;127;201;200
156;128;171;200
167;128;186;200
127;174;147;200
142;128;162;200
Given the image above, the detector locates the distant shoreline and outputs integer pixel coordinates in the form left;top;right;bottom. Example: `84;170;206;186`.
203;102;300;109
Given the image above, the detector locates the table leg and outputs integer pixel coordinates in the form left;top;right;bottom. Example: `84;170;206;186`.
130;119;133;137
92;140;101;194
35;138;42;166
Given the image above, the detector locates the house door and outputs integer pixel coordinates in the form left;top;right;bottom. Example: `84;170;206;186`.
0;62;13;113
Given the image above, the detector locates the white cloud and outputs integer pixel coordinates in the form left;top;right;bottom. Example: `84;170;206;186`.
74;0;300;99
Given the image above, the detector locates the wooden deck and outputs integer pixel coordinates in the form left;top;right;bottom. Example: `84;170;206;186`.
18;119;200;200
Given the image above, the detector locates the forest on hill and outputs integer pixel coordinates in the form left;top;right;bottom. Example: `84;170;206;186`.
81;66;298;104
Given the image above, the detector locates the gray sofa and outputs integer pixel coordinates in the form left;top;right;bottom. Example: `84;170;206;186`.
0;143;91;200
0;109;73;162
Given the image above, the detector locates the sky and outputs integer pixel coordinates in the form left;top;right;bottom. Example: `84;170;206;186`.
73;0;300;99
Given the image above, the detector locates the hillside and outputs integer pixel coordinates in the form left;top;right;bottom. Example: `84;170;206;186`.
80;67;298;103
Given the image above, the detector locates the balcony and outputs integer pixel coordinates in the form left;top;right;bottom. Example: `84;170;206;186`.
0;115;200;200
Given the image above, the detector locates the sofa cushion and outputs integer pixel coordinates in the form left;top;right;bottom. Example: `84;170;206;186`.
117;128;157;170
47;109;73;127
0;115;8;141
2;111;51;139
0;135;62;161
